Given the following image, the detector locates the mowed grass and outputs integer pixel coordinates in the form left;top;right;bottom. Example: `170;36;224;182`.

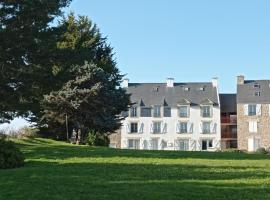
1;139;270;200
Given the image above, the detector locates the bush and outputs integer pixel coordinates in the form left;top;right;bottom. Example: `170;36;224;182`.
218;148;244;153
0;138;24;169
256;147;268;154
86;130;109;146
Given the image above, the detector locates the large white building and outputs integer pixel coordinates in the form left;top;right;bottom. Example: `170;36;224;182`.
118;78;221;151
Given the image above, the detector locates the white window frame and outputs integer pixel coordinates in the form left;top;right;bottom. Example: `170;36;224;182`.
201;105;212;118
249;121;258;133
179;105;189;118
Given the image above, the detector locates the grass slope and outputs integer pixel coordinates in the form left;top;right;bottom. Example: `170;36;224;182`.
1;138;270;200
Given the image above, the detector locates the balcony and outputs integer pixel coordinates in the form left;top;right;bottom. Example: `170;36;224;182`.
221;114;237;124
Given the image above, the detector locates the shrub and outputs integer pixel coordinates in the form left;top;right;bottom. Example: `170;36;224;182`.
18;127;39;138
256;147;268;154
0;138;24;169
86;130;109;146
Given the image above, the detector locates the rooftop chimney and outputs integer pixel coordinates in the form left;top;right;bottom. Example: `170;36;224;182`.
237;75;245;85
166;78;174;87
212;77;218;88
123;78;129;88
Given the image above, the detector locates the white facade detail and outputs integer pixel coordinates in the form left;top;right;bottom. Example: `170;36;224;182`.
121;105;221;151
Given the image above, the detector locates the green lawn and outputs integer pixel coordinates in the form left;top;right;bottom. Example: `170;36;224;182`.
1;138;270;200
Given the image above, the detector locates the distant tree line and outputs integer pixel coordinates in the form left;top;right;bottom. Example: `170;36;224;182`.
0;0;130;143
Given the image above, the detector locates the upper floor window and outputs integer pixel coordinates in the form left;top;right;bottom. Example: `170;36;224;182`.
153;105;161;117
179;106;189;118
130;123;138;133
202;122;211;134
248;105;256;116
180;122;188;134
130;107;137;117
201;106;212;118
153;122;161;134
164;107;171;117
141;107;151;117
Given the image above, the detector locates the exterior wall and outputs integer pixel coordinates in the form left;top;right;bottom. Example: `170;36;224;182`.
237;104;270;151
120;106;221;151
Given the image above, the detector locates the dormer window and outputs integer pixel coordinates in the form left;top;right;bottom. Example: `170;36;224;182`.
254;83;260;89
153;105;161;117
255;91;261;96
199;87;205;91
184;87;190;91
130;107;137;117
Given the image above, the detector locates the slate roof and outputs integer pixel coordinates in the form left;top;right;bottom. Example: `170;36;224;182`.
219;94;236;113
126;82;219;107
237;80;270;104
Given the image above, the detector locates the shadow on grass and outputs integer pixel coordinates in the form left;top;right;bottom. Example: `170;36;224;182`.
22;144;270;161
1;160;270;200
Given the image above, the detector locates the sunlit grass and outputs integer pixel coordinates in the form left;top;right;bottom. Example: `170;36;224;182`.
1;138;270;200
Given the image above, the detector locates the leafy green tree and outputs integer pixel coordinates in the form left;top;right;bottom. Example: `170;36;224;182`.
0;0;71;123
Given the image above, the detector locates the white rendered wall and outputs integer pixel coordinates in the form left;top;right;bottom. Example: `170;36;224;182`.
120;106;221;151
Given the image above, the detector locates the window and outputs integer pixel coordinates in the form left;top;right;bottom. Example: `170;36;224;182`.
254;83;260;89
202;122;211;134
176;139;189;151
164;107;171;117
249;121;257;133
153;122;161;134
255;92;260;96
179;106;189;118
201;106;211;118
130;107;137;117
141;107;151;117
128;139;140;149
180;122;188;134
248;105;256;116
151;138;159;150
130;123;138;133
199;87;205;91
153;105;161;117
201;139;213;150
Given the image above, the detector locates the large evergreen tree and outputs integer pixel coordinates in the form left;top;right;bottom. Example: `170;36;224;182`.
42;62;130;140
0;0;71;123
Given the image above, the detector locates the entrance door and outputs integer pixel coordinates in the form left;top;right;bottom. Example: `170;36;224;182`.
202;140;207;150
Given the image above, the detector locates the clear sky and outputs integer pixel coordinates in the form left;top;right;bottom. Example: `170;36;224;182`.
66;0;270;93
2;0;270;130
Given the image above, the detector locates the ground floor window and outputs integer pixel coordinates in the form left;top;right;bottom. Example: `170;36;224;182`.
201;139;213;150
128;139;140;149
150;138;159;150
176;139;189;151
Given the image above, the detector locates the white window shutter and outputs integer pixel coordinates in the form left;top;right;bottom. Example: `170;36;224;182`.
176;122;180;133
211;122;217;133
244;104;249;115
162;123;167;133
188;122;193;133
150;123;153;133
254;121;258;133
248;121;253;132
126;124;131;133
199;122;202;133
256;104;261;116
139;123;144;133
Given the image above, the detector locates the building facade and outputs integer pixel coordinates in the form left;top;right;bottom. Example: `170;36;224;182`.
237;75;270;152
117;78;221;151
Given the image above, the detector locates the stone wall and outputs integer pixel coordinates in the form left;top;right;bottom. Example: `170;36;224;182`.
237;104;270;150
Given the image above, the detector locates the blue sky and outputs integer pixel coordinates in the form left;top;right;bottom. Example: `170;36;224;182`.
2;0;270;129
66;0;270;93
